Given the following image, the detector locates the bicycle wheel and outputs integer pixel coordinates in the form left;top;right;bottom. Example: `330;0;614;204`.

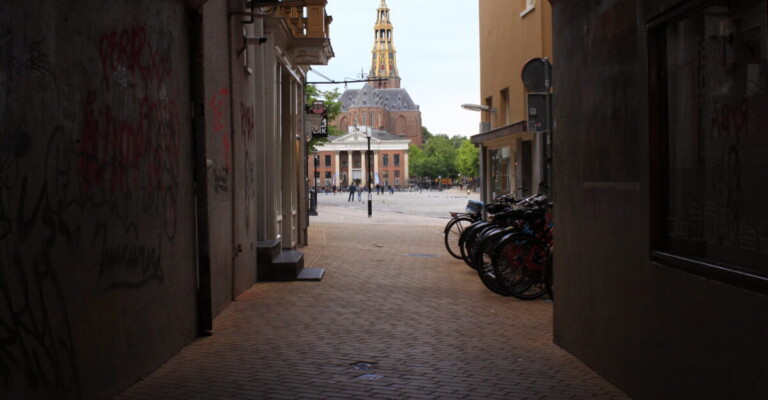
464;224;495;270
472;229;511;296
459;221;490;267
545;253;554;301
492;233;548;300
443;216;474;259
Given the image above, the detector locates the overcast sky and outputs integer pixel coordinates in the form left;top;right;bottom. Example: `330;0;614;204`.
310;0;481;137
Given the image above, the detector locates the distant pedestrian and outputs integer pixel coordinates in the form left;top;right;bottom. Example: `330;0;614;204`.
388;185;394;195
348;183;356;202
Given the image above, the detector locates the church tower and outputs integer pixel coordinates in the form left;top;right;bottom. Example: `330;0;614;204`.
369;0;401;89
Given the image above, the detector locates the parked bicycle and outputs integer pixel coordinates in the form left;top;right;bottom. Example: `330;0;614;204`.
489;198;553;300
443;199;484;259
443;185;554;301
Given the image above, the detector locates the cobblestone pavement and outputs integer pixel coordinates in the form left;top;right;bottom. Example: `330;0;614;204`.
316;188;480;219
115;199;631;400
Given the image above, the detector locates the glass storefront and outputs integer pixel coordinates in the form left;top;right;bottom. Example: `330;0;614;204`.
659;0;768;276
489;147;511;198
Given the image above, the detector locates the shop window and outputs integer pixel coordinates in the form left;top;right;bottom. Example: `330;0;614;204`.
650;0;768;291
489;147;511;199
484;96;494;129
501;88;511;125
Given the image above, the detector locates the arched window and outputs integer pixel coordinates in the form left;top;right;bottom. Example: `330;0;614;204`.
396;115;407;134
340;116;349;133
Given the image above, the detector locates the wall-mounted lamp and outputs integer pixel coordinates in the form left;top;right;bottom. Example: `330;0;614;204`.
461;103;496;113
233;0;283;25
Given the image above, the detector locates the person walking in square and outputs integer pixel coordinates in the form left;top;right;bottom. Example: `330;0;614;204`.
347;183;356;202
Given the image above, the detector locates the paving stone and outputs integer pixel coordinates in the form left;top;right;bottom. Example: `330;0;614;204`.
114;200;630;400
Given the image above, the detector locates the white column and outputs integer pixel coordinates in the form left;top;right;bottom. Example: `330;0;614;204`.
347;151;353;184
360;150;367;186
404;151;409;183
334;151;340;185
373;150;379;177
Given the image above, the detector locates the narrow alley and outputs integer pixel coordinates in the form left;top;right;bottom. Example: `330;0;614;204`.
115;204;629;400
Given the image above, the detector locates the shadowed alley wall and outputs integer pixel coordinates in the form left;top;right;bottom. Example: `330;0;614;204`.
0;1;197;399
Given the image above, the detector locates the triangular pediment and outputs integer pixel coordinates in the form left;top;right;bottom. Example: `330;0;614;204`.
332;130;383;144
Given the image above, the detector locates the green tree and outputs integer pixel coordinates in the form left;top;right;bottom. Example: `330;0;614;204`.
423;134;458;178
421;126;433;142
409;144;426;178
455;139;479;178
408;132;479;185
449;134;465;149
306;85;343;153
409;134;456;181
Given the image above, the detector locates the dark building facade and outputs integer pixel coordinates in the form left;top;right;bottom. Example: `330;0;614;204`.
0;1;333;399
550;0;768;398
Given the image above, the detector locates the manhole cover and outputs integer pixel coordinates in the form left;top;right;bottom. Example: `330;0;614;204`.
356;374;383;380
350;361;376;371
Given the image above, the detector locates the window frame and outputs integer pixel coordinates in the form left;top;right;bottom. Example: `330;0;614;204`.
648;0;768;295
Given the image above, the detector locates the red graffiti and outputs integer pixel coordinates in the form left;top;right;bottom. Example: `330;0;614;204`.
78;25;181;242
98;27;173;93
711;99;748;139
209;88;231;170
79;90;180;198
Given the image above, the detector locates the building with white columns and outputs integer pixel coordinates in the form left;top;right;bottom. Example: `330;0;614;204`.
311;0;421;191
311;126;410;190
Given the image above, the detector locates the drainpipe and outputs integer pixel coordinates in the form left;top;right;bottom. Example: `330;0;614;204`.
188;7;213;337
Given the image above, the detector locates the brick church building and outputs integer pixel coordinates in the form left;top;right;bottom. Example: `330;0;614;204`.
311;0;423;190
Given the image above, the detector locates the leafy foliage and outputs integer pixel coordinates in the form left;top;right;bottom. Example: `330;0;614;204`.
409;131;479;182
421;126;433;142
455;139;479;177
306;85;343;153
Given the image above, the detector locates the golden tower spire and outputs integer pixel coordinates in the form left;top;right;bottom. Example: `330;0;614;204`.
369;0;400;88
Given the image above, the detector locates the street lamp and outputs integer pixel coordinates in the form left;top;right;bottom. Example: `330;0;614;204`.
461;103;496;113
309;152;318;216
367;132;372;218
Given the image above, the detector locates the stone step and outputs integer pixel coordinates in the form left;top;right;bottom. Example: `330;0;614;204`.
271;249;304;281
256;240;281;261
296;267;324;281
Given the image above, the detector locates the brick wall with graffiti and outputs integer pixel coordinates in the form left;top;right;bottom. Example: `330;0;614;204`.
0;1;197;399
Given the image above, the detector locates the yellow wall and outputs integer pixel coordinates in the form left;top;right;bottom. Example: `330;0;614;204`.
479;0;552;130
